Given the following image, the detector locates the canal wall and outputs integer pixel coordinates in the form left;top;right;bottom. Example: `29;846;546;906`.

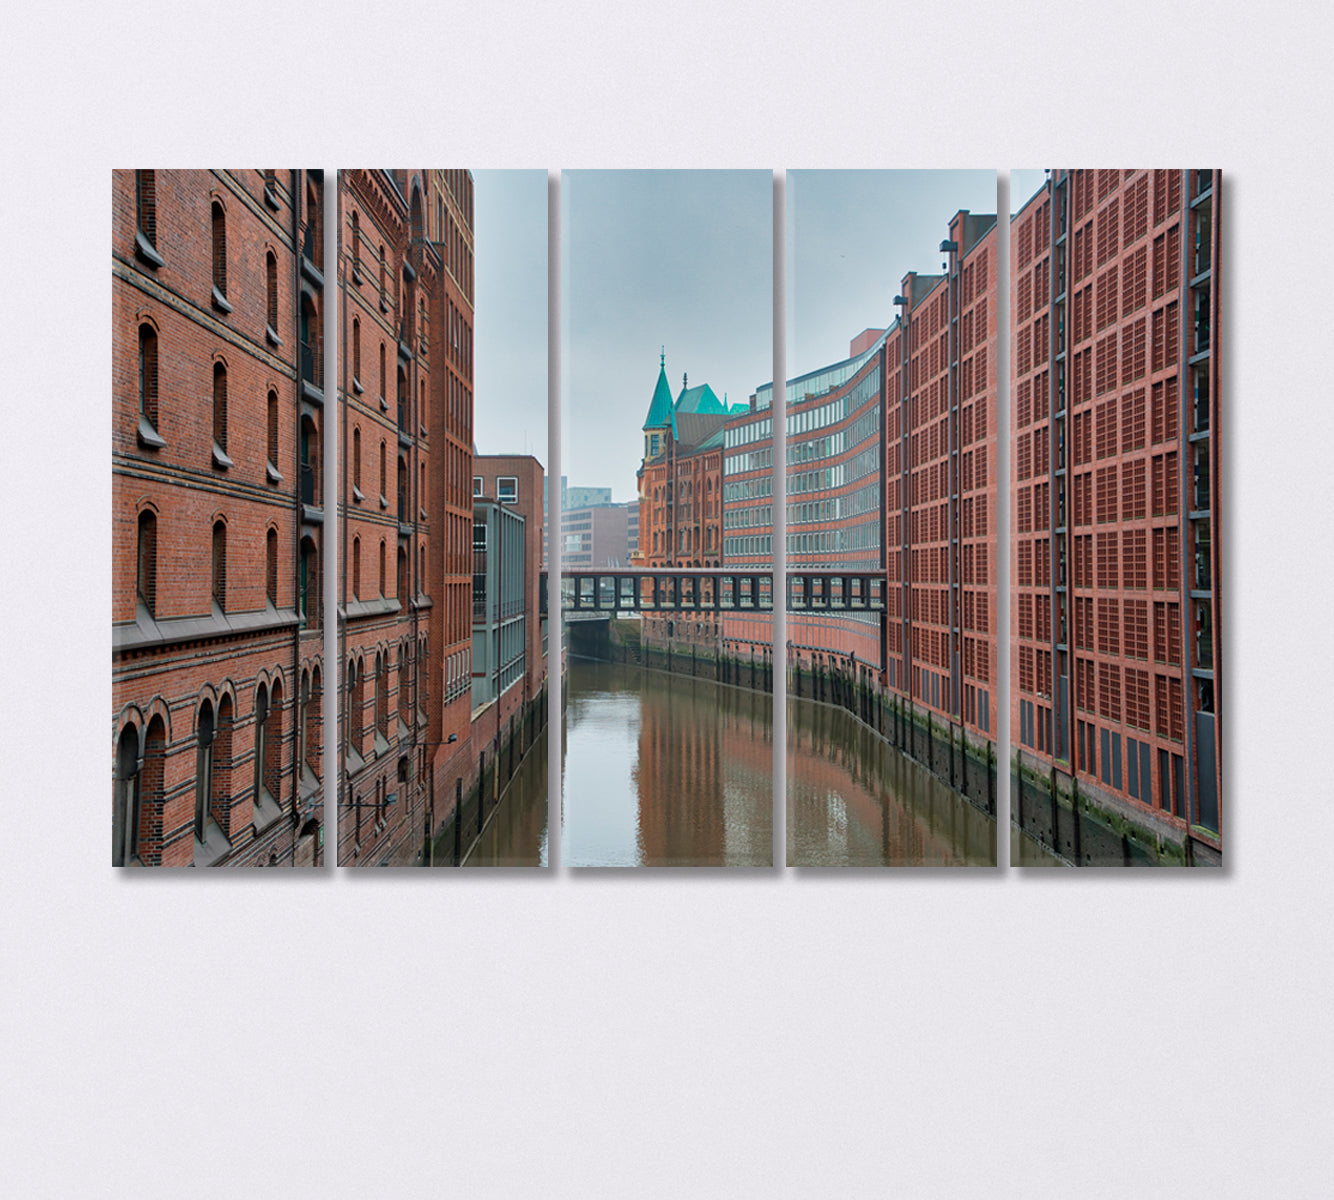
428;685;549;867
585;622;995;822
1010;750;1214;866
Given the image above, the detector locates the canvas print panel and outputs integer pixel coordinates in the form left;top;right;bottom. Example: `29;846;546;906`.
113;170;327;867
338;169;549;868
1009;169;1222;867
561;169;774;867
783;170;1000;867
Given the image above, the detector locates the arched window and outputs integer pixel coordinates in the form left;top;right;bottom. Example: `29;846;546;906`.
353;427;362;493
211;520;227;611
212;362;229;462
397;366;408;434
266;527;278;606
300;535;319;628
399;642;411;722
305;667;322;776
397;546;407;603
378;244;387;309
195;699;215;845
266;251;279;335
375;652;387;739
379;342;386;403
113;724;141;867
378;539;386;597
300;294;320;391
398;456;407;523
305;175;322;268
352;318;361;384
351;210;361;276
136;509;156;617
352;536;361;600
348;658;364;754
256;679;282;813
211;201;227;301
136;171;157;251
137;324;162;446
418;544;425;595
300;414;317;504
379;439;386;500
267;390;280;480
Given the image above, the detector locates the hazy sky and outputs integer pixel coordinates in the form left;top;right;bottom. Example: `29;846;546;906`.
563;170;773;504
472;169;548;465
1010;169;1049;216
787;170;998;377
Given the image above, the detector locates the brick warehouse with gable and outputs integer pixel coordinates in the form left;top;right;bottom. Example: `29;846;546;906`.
113;170;326;867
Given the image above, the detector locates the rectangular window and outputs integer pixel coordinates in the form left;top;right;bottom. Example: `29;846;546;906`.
497;476;518;503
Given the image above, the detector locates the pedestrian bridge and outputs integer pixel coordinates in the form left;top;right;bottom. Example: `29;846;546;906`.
560;568;888;614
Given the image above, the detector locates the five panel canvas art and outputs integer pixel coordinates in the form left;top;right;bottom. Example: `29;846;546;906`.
111;168;1222;869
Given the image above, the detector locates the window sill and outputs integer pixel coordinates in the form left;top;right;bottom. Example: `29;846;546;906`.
211;286;233;314
265;184;281;211
353;376;364;395
380;494;388;510
212;442;234;469
193;819;231;867
352;265;363;285
134;231;165;269
267;460;283;485
266;324;283;348
137;416;166;450
252;787;285;834
379;395;389;413
352;486;364;503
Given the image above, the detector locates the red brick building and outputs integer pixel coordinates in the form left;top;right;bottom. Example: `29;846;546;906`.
636;356;731;649
1011;169;1222;859
113;170;325;867
337;169;482;866
716;208;1000;757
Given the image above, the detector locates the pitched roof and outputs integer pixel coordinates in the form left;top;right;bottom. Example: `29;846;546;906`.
676;382;724;416
674;411;728;451
642;361;676;434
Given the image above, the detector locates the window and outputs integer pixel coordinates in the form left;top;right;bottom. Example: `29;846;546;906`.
497;476;518;503
352;318;361;387
266;527;278;605
397;545;408;602
352;537;361;600
379;439;387;503
375;652;387;739
136;510;156;618
194;697;231;854
300;535;319;628
353;427;362;497
266;251;279;342
134;170;163;266
211;201;230;311
211;520;227;612
379;539;386;597
212;362;231;467
379;342;386;407
351;210;362;278
379;244;387;310
137;324;164;448
473;476;483;497
348;658;364;755
113;724;142;867
266;390;281;484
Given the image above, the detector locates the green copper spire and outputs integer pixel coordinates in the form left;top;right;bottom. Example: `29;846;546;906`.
642;352;676;435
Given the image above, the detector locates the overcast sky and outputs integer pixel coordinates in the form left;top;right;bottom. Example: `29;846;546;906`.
563;170;773;504
787;170;999;378
472;169;548;466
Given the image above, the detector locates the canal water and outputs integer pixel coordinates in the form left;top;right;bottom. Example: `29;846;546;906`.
562;659;774;867
462;726;549;868
787;692;997;867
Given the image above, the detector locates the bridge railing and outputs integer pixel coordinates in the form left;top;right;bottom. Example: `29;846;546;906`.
559;568;886;614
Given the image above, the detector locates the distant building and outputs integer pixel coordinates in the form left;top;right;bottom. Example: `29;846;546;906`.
562;500;637;569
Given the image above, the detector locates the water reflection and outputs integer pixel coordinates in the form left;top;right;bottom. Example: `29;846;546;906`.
462;727;549;868
787;696;996;867
563;660;773;867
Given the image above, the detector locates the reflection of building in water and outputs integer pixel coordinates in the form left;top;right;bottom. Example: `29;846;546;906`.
633;676;725;863
788;698;993;867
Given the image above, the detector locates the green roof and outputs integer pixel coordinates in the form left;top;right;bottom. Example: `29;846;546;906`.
642;361;677;435
676;382;724;415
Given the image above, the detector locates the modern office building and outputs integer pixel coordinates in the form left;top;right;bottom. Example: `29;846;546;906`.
112;169;326;867
1010;169;1221;860
561;500;636;569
